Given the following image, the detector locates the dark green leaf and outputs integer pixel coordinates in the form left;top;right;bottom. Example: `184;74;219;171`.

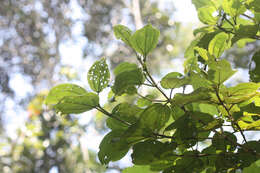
88;58;110;93
139;103;171;131
130;24;160;57
212;131;237;151
250;51;260;82
243;159;260;173
106;103;142;130
112;68;144;95
245;0;260;12
232;25;259;45
98;130;130;164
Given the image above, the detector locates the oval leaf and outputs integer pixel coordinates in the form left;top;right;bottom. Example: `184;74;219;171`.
130;24;160;57
88;58;110;93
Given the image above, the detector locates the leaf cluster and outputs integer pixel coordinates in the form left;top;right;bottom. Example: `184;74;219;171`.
45;0;260;172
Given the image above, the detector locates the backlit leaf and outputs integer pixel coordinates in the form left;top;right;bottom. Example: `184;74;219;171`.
161;72;190;89
130;24;160;57
88;58;110;93
113;24;132;47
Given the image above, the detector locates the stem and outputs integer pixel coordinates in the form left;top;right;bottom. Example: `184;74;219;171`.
215;88;247;143
95;105;131;126
137;93;168;103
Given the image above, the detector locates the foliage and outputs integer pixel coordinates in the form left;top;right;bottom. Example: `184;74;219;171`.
45;0;260;172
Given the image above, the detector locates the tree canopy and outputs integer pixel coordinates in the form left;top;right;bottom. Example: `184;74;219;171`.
45;0;260;172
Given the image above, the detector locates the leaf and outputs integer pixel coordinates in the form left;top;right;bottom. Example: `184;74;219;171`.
112;68;144;95
245;0;260;12
139;103;171;131
130;24;160;57
131;140;165;165
212;131;237;151
113;24;132;47
243;160;260;173
197;6;218;25
249;51;260;82
160;72;190;89
106;103;142;130
224;82;260;104
137;94;154;107
185;103;218;116
207;59;237;84
54;92;99;114
194;47;210;61
45;83;87;105
231;24;259;45
88;58;110;93
222;0;246;17
208;32;229;58
192;0;215;9
113;62;139;76
172;87;213;106
98;130;130;164
123;165;157;173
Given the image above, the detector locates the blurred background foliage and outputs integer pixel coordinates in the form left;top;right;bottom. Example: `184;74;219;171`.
0;0;258;172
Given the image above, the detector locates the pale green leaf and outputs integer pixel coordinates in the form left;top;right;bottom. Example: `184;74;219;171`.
54;92;99;114
88;58;110;93
222;0;246;17
45;83;87;105
208;32;229;58
160;72;190;89
208;59;237;84
198;6;218;25
113;24;132;46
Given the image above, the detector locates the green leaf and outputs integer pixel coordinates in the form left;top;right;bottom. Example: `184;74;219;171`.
172;87;213;106
137;94;154;107
231;24;259;45
130;24;160;57
250;51;260;82
222;0;246;17
113;24;132;47
131;140;165;165
208;32;229;58
88;58;110;93
98;130;130;164
245;0;260;12
112;68;144;95
243;160;260;173
123;165;157;173
53;92;99;114
139;103;171;131
192;0;216;9
224;82;260;104
160;72;190;89
113;62;139;76
212;131;237;151
194;47;210;61
185;103;218;116
208;59;237;84
198;6;218;25
106;103;142;130
45;83;87;105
